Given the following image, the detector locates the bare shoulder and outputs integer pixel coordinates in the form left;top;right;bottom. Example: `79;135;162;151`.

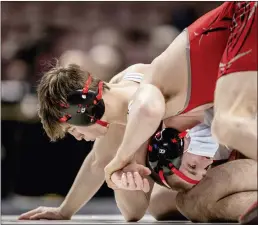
109;63;150;84
148;30;188;96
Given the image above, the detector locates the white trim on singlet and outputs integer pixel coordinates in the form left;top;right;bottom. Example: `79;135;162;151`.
176;28;192;115
123;72;143;83
123;72;144;114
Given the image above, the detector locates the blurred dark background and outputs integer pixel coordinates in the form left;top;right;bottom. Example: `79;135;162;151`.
1;1;221;214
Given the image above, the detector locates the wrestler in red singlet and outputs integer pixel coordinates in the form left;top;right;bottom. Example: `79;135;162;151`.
181;1;257;114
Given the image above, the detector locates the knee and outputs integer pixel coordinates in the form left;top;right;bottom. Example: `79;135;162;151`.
148;195;170;221
122;213;143;222
148;193;185;221
176;192;211;222
149;208;185;221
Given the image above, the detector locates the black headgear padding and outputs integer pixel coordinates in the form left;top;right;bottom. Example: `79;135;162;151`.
60;88;105;126
146;127;185;184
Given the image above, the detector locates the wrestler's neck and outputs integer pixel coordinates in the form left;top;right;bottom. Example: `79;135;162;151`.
101;84;136;125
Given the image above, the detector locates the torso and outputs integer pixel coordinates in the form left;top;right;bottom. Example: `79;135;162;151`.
121;70;208;131
152;2;234;118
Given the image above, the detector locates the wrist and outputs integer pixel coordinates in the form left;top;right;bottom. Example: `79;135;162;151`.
116;148;134;164
58;203;74;219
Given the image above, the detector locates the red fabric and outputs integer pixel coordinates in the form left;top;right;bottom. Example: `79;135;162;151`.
182;2;234;113
182;2;257;114
218;2;257;77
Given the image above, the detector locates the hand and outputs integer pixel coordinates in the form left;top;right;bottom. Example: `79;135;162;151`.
111;163;151;193
18;207;70;220
104;155;132;190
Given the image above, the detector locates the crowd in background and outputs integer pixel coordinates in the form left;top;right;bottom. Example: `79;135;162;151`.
1;1;221;203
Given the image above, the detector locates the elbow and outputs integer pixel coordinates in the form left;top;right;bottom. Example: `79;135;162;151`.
122;212;145;222
117;200;146;222
138;96;165;121
139;103;163;119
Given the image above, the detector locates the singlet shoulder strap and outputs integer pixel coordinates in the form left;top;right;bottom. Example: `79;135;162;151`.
123;72;143;83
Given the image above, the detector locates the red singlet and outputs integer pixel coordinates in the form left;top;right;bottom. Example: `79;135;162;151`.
181;2;257;114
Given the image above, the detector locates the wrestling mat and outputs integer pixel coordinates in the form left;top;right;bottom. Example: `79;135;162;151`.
1;215;239;224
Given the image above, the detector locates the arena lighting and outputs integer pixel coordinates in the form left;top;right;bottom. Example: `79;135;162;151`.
20;94;38;119
1;81;29;103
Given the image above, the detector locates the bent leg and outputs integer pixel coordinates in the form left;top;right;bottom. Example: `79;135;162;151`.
212;2;257;160
148;184;186;221
212;72;257;160
176;159;257;222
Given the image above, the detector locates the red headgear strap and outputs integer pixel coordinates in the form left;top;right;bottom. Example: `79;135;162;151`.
170;164;199;185
179;131;187;139
157;162;200;188
82;75;92;94
96;81;103;100
59;114;72;123
96;119;109;127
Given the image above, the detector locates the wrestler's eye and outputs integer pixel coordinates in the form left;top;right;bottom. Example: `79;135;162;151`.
188;164;196;170
204;165;211;170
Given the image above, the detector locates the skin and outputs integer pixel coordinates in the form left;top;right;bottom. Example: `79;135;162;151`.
212;72;257;160
104;20;257;190
111;147;256;222
18;63;209;221
110;130;217;221
103;30;214;187
176;159;257;222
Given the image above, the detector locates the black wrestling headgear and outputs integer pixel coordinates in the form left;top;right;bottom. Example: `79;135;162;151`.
146;128;199;188
58;75;109;127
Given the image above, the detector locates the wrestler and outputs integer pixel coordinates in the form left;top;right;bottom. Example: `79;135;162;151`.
19;1;231;220
104;2;257;222
18;60;227;221
18;62;206;220
110;108;257;222
104;0;257;196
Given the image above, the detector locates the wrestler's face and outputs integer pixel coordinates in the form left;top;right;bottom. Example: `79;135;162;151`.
167;136;213;192
179;152;213;180
64;123;108;141
179;136;213;181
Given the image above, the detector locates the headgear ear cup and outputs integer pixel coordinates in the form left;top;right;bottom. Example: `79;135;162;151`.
59;75;108;127
147;127;199;187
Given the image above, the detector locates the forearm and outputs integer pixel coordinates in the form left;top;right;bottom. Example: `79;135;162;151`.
115;190;150;221
116;84;165;161
59;151;104;218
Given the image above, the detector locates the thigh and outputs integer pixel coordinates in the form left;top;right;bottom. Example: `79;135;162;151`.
176;159;257;220
215;71;257;117
215;2;257;117
211;191;257;221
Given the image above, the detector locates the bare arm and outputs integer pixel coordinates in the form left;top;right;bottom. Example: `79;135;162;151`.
116;83;166;162
115;188;152;222
113;143;155;221
106;32;187;167
59;124;125;218
58;63;151;217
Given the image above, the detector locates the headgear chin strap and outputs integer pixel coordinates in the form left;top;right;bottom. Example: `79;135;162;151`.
59;75;109;127
146;127;199;188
